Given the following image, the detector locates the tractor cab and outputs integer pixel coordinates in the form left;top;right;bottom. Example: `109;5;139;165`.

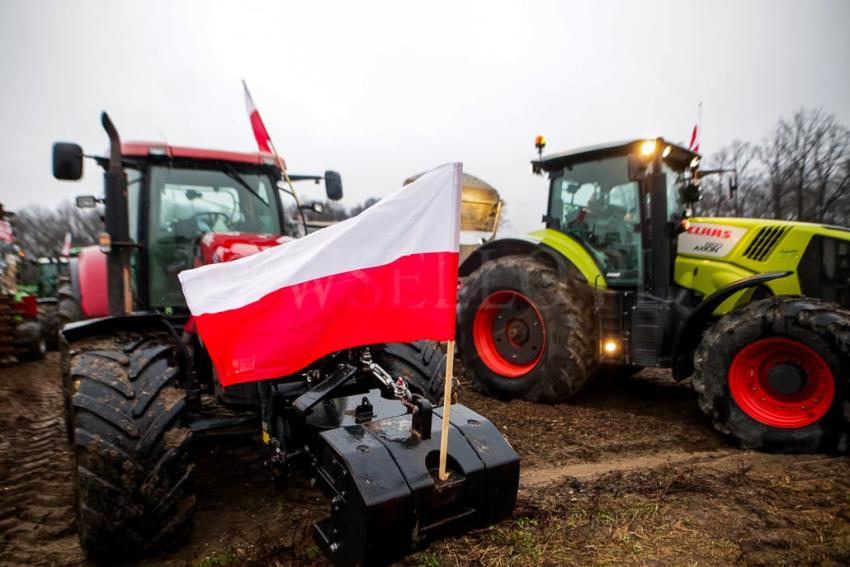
55;131;342;317
533;139;698;288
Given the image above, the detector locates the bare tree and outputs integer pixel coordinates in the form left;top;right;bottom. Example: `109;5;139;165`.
699;140;762;218
12;202;102;258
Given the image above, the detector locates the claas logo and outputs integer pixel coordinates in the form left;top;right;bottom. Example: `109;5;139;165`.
687;225;733;239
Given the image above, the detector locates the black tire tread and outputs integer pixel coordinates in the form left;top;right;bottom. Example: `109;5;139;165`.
457;255;598;403
692;297;850;453
69;332;195;559
57;280;82;326
376;340;448;404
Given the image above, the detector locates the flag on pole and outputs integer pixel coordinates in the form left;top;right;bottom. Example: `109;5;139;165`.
242;79;272;153
179;163;462;386
61;232;72;257
688;102;702;153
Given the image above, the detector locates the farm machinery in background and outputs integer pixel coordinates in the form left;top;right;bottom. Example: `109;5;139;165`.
405;171;503;264
0;210;49;362
457;136;850;453
52;113;518;566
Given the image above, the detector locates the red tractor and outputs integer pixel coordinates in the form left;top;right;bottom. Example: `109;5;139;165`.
52;113;518;566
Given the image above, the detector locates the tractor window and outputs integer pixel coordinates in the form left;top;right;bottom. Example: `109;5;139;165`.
147;166;281;308
548;156;642;285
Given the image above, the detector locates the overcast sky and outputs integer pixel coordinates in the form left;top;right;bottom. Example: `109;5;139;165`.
1;0;848;234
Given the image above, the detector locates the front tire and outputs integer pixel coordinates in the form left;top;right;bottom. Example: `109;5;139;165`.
457;256;598;403
68;332;195;559
375;340;447;404
693;297;850;453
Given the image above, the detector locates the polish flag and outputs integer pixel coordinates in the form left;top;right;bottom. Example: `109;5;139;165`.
688;124;700;153
179;163;462;386
242;80;272;153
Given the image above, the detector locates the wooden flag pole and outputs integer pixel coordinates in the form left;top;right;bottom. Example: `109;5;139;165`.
438;339;455;481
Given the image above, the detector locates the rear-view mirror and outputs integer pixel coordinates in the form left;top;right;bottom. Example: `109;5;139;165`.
75;195;98;208
324;170;343;201
681;183;702;203
53;142;83;180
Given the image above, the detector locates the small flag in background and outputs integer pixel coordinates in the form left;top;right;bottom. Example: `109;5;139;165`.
61;232;72;257
179;163;462;386
688;102;702;153
242;80;272;153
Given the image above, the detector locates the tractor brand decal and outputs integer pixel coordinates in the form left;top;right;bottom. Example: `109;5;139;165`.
677;223;749;258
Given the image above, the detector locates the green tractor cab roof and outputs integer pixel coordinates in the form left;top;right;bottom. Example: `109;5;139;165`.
533;138;699;173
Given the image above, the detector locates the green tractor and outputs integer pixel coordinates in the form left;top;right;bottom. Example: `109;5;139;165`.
457;137;850;453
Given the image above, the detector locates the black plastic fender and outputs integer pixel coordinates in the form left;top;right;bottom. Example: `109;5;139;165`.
61;311;175;343
671;271;792;380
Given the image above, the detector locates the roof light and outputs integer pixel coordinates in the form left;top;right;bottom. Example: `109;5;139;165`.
662;145;672;158
640;140;657;156
534;135;547;151
148;146;167;156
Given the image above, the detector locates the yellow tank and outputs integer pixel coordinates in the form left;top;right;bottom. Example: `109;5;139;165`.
404;172;503;263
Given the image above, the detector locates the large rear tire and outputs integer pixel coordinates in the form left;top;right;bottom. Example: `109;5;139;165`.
37;302;60;350
693;297;850;453
68;332;195;559
375;340;447;404
457;256;599;403
57;279;83;326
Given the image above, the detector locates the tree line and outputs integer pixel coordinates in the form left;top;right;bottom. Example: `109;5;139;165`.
698;107;850;224
9;197;380;259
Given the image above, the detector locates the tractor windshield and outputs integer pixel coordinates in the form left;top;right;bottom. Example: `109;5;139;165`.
147;166;281;308
548;156;642;285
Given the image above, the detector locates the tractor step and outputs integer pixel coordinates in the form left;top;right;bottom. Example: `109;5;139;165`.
312;404;519;566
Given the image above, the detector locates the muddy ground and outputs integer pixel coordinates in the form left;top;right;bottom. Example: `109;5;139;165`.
1;353;848;567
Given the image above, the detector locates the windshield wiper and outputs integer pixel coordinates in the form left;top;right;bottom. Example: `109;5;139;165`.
222;165;269;208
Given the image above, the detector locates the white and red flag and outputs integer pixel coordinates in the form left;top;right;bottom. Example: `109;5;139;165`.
179;163;462;386
688;102;702;153
242;80;272;153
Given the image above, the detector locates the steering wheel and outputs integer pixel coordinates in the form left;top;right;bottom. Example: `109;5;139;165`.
191;212;230;232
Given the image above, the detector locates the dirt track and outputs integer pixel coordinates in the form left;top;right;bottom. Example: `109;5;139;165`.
1;354;848;566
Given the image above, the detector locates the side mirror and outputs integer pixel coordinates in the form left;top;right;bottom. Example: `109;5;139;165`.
53;142;83;180
681;183;702;203
324;170;343;201
75;195;98;208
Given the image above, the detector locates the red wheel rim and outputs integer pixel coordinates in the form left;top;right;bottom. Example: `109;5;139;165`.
728;337;835;429
472;290;546;377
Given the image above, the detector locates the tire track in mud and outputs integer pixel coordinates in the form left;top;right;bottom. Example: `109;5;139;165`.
0;355;83;567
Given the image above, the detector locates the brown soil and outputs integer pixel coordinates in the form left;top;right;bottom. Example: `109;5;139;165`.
1;354;848;567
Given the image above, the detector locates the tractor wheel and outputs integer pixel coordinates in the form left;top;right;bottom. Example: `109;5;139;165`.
14;321;47;361
693;297;850;453
57;279;83;326
375;341;447;404
67;332;195;559
457;256;598;403
37;302;61;350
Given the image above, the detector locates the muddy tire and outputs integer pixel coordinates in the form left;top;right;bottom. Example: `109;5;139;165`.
375;340;447;404
57;280;82;326
457;256;598;403
693;297;850;453
37;302;61;350
68;332;195;559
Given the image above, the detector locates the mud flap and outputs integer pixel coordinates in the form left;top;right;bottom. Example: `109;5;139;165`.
312;404;519;567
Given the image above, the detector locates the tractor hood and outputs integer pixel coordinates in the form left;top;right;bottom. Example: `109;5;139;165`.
195;232;295;265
